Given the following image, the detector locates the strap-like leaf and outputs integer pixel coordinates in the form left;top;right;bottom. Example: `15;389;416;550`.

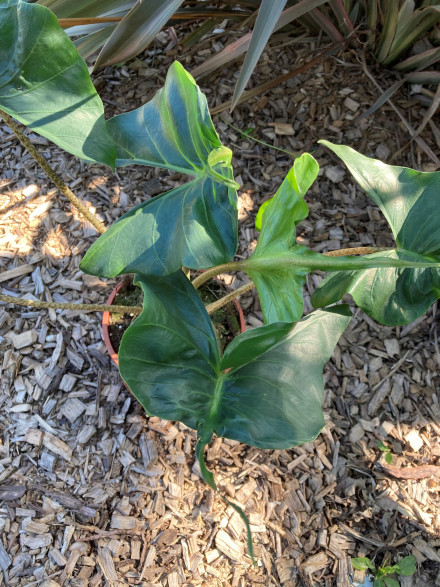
93;0;185;70
312;141;440;325
0;0;116;166
230;0;288;110
118;271;351;451
80;62;238;277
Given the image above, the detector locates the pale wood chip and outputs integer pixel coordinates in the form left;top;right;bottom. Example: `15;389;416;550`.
215;529;244;561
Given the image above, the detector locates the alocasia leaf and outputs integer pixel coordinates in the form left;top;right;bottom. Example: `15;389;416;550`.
119;270;351;450
80;61;238;277
0;0;115;165
242;153;323;324
312;141;440;325
119;270;350;560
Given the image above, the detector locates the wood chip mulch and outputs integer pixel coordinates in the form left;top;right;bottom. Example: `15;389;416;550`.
1;26;440;587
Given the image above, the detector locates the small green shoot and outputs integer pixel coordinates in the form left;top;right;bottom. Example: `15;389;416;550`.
351;556;417;587
377;440;393;464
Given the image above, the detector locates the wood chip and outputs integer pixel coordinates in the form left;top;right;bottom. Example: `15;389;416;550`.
215;529;244;561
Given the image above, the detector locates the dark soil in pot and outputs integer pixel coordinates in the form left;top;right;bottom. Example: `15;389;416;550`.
107;274;245;357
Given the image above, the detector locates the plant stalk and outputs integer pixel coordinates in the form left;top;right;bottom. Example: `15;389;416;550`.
205;281;255;315
191;247;392;289
0;110;107;235
192;262;244;289
0;293;140;315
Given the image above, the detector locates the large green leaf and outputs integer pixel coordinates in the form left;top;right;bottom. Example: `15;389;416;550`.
311;141;440;325
0;0;115;165
80;62;238;277
119;270;352;450
242;153;323;324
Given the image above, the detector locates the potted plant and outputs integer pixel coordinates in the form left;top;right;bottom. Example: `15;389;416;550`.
2;1;440;561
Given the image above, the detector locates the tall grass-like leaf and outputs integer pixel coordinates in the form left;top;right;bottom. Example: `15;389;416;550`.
375;0;399;63
0;0;115;165
307;7;344;43
328;0;354;36
93;0;185;70
230;0;288;110
74;24;118;60
394;46;440;72
191;0;329;79
37;0;130;19
80;62;238;278
385;6;440;65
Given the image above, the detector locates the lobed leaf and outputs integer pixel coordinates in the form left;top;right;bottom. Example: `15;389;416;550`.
80;62;238;277
0;0;116;165
243;153;322;323
118;271;351;450
312;142;440;326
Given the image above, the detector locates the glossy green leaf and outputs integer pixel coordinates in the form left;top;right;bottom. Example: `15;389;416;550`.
119;271;351;450
80;62;238;277
382;578;399;587
395;556;417;576
243;153;322;323
312;142;440;325
351;558;376;572
93;0;185;70
230;0;288;110
255;198;271;231
0;0;116;165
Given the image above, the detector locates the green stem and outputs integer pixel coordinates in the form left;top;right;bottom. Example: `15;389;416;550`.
219;115;300;158
0;110;107;235
192;262;244;289
242;251;440;273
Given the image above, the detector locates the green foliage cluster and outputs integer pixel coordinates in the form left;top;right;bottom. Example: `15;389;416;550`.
351;555;417;587
2;0;440;559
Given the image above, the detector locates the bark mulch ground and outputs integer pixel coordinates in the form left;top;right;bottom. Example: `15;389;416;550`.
1;25;440;587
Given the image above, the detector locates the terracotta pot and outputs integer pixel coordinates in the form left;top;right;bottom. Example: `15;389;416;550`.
102;279;246;368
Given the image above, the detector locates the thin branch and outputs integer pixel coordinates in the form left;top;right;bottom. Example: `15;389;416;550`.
0;293;141;315
206;281;254;315
0;110;107;234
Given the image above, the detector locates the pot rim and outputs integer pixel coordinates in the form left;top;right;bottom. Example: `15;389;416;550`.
102;277;247;368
